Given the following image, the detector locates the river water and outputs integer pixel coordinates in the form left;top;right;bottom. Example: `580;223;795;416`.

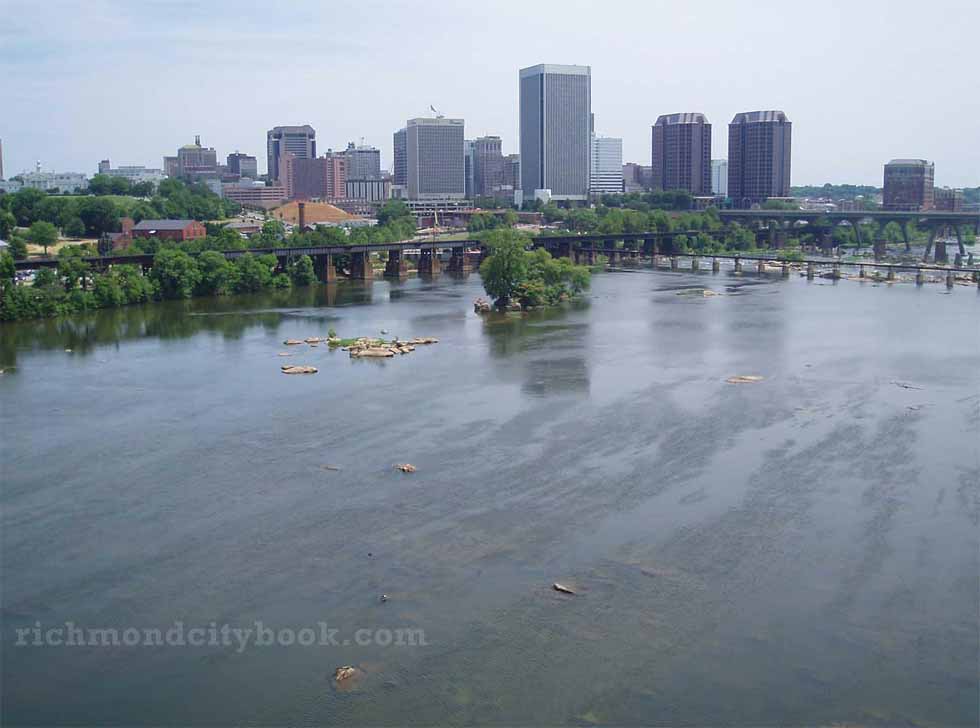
2;269;977;726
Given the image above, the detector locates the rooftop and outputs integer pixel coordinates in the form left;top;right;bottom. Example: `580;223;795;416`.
730;110;790;124
886;159;934;166
132;219;197;231
655;112;710;126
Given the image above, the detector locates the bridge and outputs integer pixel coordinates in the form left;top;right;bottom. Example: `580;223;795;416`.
716;209;979;259
13;229;979;285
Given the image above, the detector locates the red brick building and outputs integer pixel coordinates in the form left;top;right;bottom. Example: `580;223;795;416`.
130;219;207;241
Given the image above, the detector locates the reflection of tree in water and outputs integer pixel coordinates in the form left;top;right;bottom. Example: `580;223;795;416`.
0;284;373;368
480;302;592;396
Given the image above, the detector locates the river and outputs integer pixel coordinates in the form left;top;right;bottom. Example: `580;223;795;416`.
1;269;977;726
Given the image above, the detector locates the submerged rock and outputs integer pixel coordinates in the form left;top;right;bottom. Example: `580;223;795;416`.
553;582;576;595
281;365;318;374
395;463;416;473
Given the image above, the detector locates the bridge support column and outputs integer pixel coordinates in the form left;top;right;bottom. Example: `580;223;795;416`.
886;268;895;282
756;260;766;274
923;228;937;262
418;250;441;276
859;265;865;278
558;242;574;261
934;239;948;264
642;238;655;257
734;257;743;273
806;262;815;280
446;249;473;275
712;258;720;273
781;262;790;277
832;263;841;279
873;240;886;261
946;271;954;289
954;226;965;257
314;254;337;283
901;221;911;252
350;251;374;281
669;256;678;270
607;249;619;265
915;269;924;286
384;250;409;278
691;257;699;271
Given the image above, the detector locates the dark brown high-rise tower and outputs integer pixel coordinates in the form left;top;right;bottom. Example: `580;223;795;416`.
727;110;792;207
650;113;711;195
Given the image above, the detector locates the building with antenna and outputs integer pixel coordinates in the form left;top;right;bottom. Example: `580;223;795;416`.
394;117;465;200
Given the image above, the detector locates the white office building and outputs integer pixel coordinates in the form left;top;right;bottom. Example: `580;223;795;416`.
590;134;623;195
711;159;728;196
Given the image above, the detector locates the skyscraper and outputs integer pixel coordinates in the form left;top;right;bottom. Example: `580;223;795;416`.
590;135;623;195
883;159;935;211
227;152;258;179
473;136;505;198
392;128;407;187
403;117;465;200
727;110;792;207
267;125;316;183
174;135;218;178
519;64;591;201
650;113;712;195
343;142;381;180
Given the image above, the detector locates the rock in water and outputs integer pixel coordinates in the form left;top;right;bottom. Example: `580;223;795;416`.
395;464;416;473
334;665;358;682
553;582;576;595
725;375;764;384
281;365;318;374
283;339;303;345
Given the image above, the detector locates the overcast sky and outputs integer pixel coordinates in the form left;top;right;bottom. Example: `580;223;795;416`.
2;0;977;187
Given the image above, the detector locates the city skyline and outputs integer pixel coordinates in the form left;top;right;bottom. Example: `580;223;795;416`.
1;1;978;187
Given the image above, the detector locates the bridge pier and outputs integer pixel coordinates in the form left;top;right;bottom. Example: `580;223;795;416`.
781;262;790;277
734;257;743;273
886;268;895;282
954;253;962;268
806;262;815;279
669;256;678;270
923;228;937;262
313;254;337;283
446;248;473;275
946;271;954;289
756;260;766;274
691;256;699;271
350;251;374;281
859;265;865;278
384;249;409;278
418;250;441;276
916;269;924;286
712;257;720;273
934;239;948;264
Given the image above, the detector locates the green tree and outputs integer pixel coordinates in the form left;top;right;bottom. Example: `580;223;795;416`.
8;234;28;260
0;251;14;289
232;253;276;293
195;250;235;295
57;247;91;291
150;248;200;299
0;210;16;238
28;220;59;255
479;229;530;305
64;217;86;238
377;200;413;227
10;188;47;226
33;267;57;287
288;255;316;286
77;197;120;237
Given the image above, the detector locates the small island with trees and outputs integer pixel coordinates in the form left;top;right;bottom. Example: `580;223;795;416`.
476;229;591;311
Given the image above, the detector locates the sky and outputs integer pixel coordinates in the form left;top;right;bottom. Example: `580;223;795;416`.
1;0;978;187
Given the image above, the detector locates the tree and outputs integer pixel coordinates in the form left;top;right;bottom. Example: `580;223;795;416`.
288;255;316;286
33;267;57;288
150;248;200;299
10;188;47;226
195;250;234;295
0;210;16;239
64;217;86;238
0;251;14;289
28;221;59;255
87;174;114;195
77;197;120;237
8;234;28;260
57;247;91;291
377;199;413;227
232;253;276;293
478;229;530;305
